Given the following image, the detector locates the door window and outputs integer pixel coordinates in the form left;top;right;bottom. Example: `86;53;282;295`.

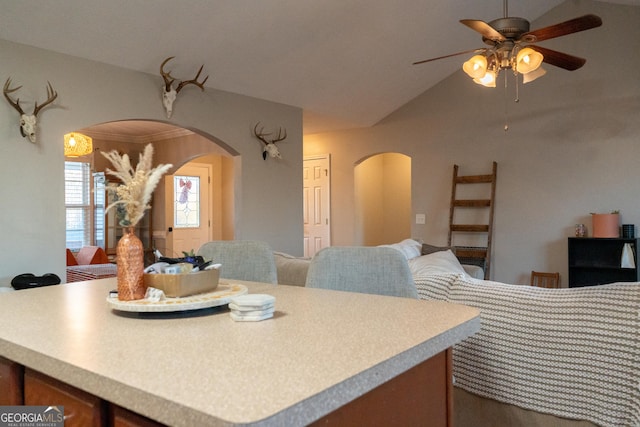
174;175;200;228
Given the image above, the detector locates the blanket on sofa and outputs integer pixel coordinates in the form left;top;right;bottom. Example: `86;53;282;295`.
415;273;640;427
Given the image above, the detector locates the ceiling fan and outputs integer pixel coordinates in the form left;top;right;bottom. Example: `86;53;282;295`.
414;1;602;87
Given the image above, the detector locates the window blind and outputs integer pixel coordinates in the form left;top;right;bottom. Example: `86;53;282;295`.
65;161;91;251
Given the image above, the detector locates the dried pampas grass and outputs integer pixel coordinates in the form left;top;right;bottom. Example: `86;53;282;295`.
102;144;172;227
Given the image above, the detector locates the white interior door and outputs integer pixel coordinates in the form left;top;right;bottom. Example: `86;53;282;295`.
170;164;211;257
303;155;331;257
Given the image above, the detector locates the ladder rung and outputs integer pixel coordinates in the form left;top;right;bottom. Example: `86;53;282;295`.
455;248;488;258
455;174;495;184
453;199;491;207
451;224;489;232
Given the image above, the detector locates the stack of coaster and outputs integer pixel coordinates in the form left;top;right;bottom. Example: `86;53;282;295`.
229;294;275;322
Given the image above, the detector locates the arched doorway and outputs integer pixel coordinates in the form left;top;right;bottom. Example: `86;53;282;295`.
64;119;238;261
354;152;411;246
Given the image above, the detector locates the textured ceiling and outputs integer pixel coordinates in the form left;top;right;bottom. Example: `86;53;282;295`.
1;0;637;136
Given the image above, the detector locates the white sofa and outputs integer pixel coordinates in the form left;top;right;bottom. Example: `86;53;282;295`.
275;243;640;427
274;239;484;287
415;267;639;427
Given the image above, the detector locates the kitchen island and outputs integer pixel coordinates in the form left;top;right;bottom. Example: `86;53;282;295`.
0;278;479;426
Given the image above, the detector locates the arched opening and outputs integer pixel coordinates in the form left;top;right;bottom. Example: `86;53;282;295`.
63;119;238;262
354;152;411;246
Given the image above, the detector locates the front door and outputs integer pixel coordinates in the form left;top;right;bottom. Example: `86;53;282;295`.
170;164;212;257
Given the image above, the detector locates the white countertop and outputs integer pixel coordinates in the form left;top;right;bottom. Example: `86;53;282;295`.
0;279;479;426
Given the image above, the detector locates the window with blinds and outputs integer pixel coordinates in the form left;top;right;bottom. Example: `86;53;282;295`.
93;173;105;248
65;161;92;250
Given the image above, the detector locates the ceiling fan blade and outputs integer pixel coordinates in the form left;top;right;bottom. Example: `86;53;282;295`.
413;48;485;65
460;19;505;42
522;14;602;42
529;45;586;71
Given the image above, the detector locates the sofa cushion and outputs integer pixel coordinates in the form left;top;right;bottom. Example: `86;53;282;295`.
378;238;422;260
461;264;484;279
274;252;311;287
76;246;109;265
66;248;78;266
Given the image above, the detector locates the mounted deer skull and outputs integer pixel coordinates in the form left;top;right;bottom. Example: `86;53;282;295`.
160;56;209;118
253;122;287;160
3;78;58;143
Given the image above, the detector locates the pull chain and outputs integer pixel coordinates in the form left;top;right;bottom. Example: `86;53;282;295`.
504;73;509;131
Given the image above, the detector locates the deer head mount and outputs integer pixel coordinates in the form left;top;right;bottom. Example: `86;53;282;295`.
160;56;209;118
3;78;58;143
253;122;287;160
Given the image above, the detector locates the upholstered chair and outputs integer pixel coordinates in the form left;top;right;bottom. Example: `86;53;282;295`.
197;240;278;284
305;246;418;298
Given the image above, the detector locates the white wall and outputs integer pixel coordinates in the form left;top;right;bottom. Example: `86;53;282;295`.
0;39;303;286
305;0;640;285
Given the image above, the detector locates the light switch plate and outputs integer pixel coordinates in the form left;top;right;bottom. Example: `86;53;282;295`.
416;214;426;224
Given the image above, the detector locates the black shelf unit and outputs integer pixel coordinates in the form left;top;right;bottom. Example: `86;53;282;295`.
568;238;639;287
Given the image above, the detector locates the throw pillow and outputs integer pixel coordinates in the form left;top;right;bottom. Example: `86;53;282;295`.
408;249;467;277
421;243;457;256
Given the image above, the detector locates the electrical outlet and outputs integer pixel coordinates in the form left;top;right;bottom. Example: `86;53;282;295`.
416;214;426;224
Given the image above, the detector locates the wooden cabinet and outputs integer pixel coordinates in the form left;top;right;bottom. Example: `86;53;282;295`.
0;356;23;405
568;238;640;287
110;406;164;427
4;366;163;427
24;369;105;427
309;349;453;427
3;352;451;427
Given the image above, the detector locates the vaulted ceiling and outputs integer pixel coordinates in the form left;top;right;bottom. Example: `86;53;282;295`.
0;0;637;135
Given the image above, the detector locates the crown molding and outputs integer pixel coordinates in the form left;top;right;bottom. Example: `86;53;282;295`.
85;127;194;144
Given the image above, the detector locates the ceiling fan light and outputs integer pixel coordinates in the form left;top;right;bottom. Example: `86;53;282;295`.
516;47;544;74
523;66;547;84
463;55;488;79
473;70;497;88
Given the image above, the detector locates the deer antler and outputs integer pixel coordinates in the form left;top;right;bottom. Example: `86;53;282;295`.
3;78;57;116
3;78;25;115
4;78;58;143
253;122;287;145
33;82;58;116
176;64;208;93
253;122;286;160
160;56;177;91
160;56;208;93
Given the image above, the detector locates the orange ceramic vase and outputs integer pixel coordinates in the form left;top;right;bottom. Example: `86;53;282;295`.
117;227;146;300
592;214;620;238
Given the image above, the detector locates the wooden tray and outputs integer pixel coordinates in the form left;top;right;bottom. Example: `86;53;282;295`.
143;268;219;297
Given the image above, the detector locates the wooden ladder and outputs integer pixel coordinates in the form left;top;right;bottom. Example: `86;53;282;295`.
448;161;497;279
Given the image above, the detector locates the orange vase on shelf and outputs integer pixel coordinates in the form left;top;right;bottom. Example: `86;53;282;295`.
591;213;620;238
116;227;146;300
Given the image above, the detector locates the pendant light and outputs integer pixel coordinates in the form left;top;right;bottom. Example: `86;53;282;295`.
64;132;93;157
